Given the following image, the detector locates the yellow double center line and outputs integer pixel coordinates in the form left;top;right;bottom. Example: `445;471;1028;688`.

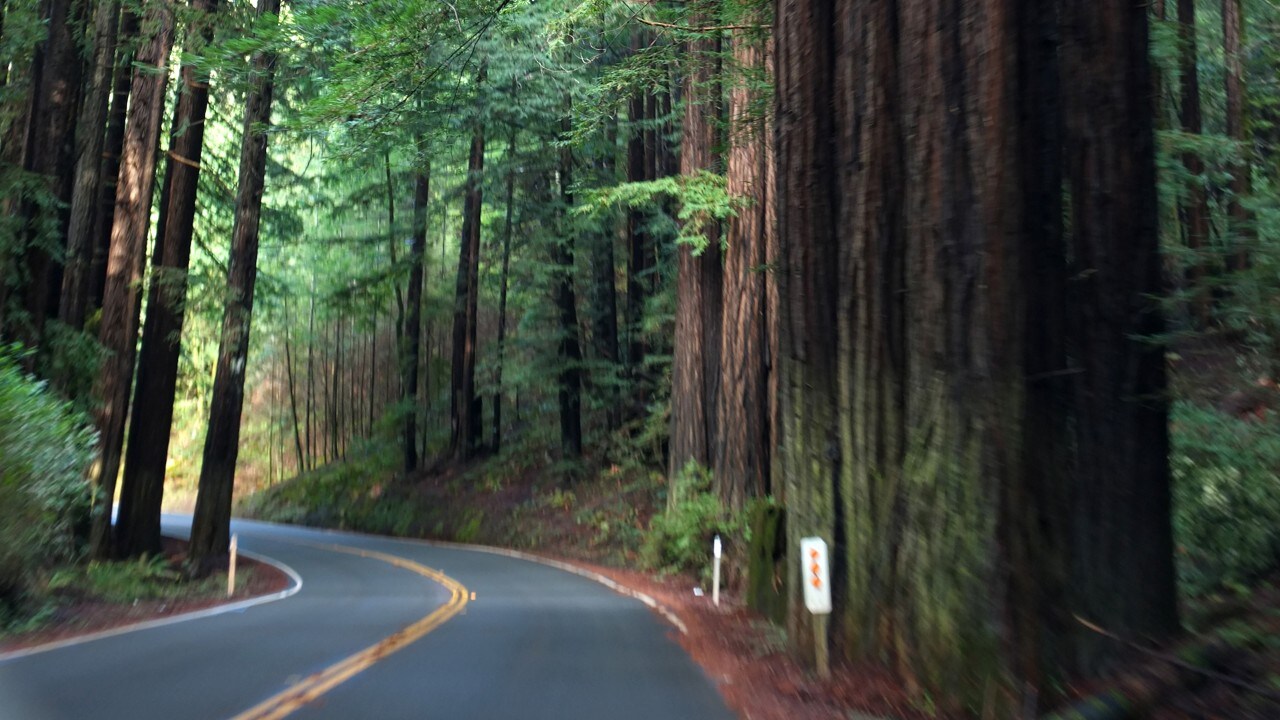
231;542;469;720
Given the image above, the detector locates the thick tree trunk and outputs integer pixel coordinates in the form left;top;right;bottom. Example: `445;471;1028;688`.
777;0;1172;706
116;0;220;558
1061;0;1180;671
403;162;428;473
555;115;583;463
189;0;281;569
775;0;841;671
493;129;516;451
89;5;176;558
88;10;140;317
714;27;772;511
1177;0;1210;322
669;17;722;483
449;74;485;461
18;0;85;341
61;0;121;330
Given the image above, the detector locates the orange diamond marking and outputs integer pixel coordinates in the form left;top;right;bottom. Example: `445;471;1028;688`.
811;577;822;589
810;563;820;575
809;549;819;560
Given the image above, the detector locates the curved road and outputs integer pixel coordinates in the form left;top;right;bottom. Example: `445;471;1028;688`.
0;518;734;720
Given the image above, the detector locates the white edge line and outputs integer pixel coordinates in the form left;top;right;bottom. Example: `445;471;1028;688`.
237;518;689;635
0;548;303;664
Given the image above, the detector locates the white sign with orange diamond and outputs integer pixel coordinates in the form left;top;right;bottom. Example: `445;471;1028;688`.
800;537;832;615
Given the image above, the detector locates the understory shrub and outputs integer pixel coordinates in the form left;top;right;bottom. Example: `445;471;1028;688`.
641;461;749;584
1171;401;1280;597
0;346;96;624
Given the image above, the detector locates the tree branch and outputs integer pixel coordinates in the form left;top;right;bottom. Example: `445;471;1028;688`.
636;17;770;33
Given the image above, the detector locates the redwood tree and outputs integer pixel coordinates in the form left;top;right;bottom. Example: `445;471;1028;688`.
89;5;176;558
668;8;723;483
116;0;221;558
190;0;282;568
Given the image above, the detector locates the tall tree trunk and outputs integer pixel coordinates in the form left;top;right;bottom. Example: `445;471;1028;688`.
493;129;515;451
1177;0;1210;322
117;0;220;559
89;5;176;558
403;160;429;473
449;68;485;461
1062;0;1179;671
714;26;773;511
1222;0;1250;271
669;15;723;483
16;0;87;338
61;0;122;330
626;34;653;414
589;122;621;434
88;10;140;316
283;310;305;473
189;0;281;569
18;0;85;342
555;114;583;463
305;283;315;470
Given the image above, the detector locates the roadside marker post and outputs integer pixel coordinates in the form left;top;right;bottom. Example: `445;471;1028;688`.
712;535;722;607
228;533;239;598
800;537;831;679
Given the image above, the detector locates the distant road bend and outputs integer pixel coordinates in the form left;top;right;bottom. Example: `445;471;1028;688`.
0;518;734;720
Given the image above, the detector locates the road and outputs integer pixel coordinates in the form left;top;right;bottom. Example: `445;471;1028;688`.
0;518;734;720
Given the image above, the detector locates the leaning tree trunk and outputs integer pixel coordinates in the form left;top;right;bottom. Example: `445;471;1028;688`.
668;13;723;485
89;5;176;559
714;25;773;511
116;0;221;559
189;0;281;570
61;0;122;331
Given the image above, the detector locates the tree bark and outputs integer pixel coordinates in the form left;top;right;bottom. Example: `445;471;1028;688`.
61;0;122;330
116;0;221;558
88;10;140;317
626;33;653;412
403;160;428;473
449;68;486;461
17;0;85;341
1062;0;1180;670
669;13;722;483
1222;0;1250;271
89;4;176;558
555;114;583;463
493;128;516;451
282;309;305;473
189;0;281;569
1177;0;1210;322
714;25;773;511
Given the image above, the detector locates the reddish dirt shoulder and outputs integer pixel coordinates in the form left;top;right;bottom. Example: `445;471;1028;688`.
0;537;293;654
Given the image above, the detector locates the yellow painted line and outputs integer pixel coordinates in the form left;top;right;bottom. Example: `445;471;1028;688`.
230;543;469;720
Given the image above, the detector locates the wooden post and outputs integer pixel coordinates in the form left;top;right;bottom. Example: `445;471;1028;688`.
227;533;238;597
814;614;830;679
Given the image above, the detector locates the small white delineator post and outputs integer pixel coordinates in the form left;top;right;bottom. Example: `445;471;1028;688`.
712;534;722;607
800;537;832;679
227;533;238;598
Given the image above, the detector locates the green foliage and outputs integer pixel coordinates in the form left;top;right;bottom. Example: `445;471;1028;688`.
237;440;409;534
44;556;229;604
641;461;748;582
0;346;96;621
1171;401;1280;596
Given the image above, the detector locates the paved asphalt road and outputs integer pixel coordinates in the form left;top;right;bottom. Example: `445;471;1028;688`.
0;518;734;720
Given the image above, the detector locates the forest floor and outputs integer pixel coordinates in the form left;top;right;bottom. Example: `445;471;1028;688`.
0;537;291;655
